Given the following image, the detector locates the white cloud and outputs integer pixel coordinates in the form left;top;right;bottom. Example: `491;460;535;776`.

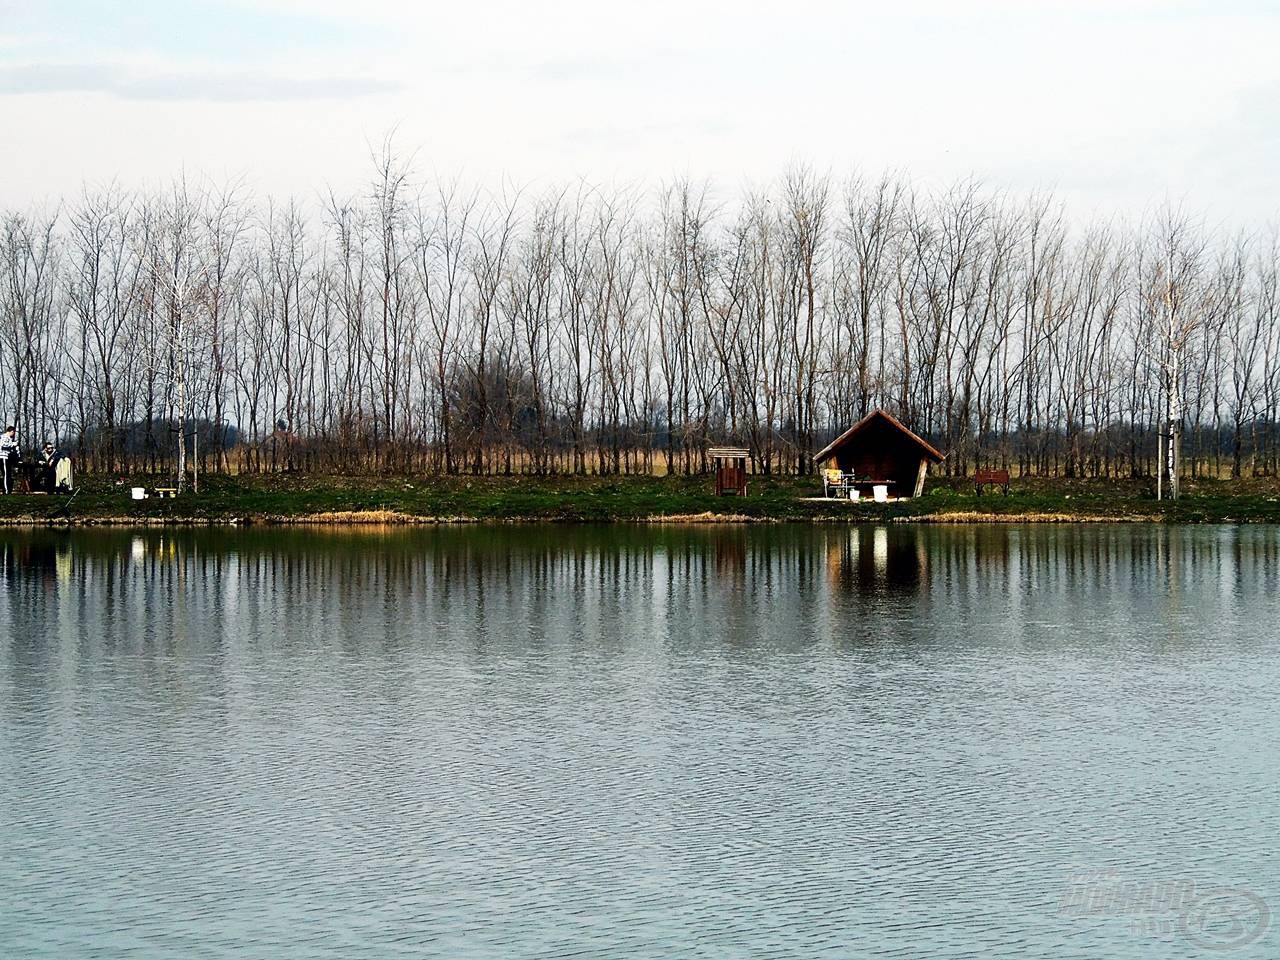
0;0;1277;224
0;62;400;101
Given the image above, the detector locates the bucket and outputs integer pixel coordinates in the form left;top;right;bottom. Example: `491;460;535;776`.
131;487;146;500
873;484;889;503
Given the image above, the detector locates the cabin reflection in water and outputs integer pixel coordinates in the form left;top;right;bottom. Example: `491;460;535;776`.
826;525;926;595
713;528;748;585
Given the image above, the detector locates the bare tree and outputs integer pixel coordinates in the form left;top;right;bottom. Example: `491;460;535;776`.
1;162;1276;485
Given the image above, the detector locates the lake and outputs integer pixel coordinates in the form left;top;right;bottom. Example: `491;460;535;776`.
1;523;1277;958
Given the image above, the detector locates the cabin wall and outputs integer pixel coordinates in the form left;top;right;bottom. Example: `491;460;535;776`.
827;420;934;496
832;451;921;493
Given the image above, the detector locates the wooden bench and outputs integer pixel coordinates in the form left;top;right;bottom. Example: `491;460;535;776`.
974;469;1010;495
153;486;179;499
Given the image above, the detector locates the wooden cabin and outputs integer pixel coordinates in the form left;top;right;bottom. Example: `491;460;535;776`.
813;410;945;499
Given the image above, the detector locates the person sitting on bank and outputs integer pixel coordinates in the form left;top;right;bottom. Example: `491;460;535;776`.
39;442;61;493
0;426;20;494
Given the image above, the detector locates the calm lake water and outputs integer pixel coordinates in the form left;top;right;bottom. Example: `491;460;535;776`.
1;523;1278;959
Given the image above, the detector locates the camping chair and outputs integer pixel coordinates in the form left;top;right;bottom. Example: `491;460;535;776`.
823;468;845;498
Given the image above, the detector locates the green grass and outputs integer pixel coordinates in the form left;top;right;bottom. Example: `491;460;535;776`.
1;473;1279;524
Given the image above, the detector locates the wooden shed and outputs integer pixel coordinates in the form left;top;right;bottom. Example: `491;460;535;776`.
813;410;945;499
708;447;749;496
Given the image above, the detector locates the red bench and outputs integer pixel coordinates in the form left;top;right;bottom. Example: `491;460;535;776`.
974;468;1010;495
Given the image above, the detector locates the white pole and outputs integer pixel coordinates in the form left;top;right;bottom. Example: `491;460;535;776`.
1157;428;1163;501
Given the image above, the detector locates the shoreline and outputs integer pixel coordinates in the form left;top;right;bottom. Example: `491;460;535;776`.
0;510;1233;527
0;474;1276;527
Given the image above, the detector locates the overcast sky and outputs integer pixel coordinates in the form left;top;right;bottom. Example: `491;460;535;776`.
1;0;1276;224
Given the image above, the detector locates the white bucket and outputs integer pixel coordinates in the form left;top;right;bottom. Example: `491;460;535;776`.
131;487;146;500
848;488;860;502
873;484;889;503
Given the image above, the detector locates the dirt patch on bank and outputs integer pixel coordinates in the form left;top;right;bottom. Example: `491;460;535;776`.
904;511;1161;523
287;510;461;524
642;512;772;523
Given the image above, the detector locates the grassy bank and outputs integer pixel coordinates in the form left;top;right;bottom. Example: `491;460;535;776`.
1;473;1279;525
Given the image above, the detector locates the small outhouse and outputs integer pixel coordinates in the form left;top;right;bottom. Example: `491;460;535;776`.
708;447;750;496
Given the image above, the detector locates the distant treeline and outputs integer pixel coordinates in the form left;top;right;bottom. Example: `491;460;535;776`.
2;151;1279;479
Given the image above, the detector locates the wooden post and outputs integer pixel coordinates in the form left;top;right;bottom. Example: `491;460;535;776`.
913;457;928;498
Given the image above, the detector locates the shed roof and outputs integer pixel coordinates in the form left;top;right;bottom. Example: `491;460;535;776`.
812;409;946;465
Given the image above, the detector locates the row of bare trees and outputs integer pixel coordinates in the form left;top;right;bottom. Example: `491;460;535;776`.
3;157;1280;484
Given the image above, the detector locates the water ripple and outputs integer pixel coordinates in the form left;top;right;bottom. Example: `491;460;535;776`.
0;524;1277;958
